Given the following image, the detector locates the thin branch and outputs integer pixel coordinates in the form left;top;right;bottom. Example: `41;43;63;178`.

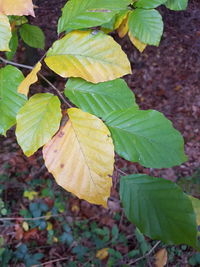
33;242;76;266
0;56;33;70
128;241;161;265
0;214;65;222
115;165;128;176
0;56;72;108
33;256;68;267
38;73;72;108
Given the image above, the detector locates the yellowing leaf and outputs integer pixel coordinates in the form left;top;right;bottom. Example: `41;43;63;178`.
114;11;129;29
16;93;62;157
96;248;109;260
45;30;131;83
0;14;11;51
155;248;168;267
0;0;35;16
18;62;41;96
117;13;129;38
43;108;115;207
128;31;147;53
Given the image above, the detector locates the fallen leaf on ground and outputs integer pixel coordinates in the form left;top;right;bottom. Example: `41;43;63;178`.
96;248;109;260
155;248;168;267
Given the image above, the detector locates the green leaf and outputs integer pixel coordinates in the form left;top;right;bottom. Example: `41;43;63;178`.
105;108;187;168
134;0;166;9
189;196;200;231
165;0;188;10
58;0;132;33
5;29;18;60
45;30;131;83
128;9;163;46
0;65;26;136
19;24;45;49
120;174;199;248
0;14;12;51
16;93;62;157
64;78;137;119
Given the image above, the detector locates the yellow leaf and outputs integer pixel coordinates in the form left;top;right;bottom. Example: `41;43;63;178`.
45;30;131;83
71;204;80;214
0;14;11;51
18;62;41;96
43;108;115;207
96;248;109;260
128;31;147;53
22;222;29;232
23;190;38;200
114;11;129;30
0;0;35;16
116;13;129;38
154;248;168;267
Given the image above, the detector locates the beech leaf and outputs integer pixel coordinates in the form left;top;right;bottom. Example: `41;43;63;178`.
0;14;11;51
128;31;147;53
0;65;26;136
116;12;129;38
16;93;62;156
43;108;115;207
105;108;187;168
120;174;199;248
58;0;132;33
65;78;138;119
45;30;131;83
18;62;42;96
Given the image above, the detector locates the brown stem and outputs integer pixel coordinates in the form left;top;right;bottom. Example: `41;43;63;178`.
0;56;72;108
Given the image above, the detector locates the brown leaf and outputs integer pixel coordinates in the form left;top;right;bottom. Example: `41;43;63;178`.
23;227;38;241
15;224;24;240
154;248;168;267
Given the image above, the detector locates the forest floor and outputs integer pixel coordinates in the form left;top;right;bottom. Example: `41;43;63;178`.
0;0;200;266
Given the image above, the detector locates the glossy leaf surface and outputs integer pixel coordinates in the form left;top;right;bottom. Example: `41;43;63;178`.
128;9;163;46
16;93;62;156
120;174;198;248
0;65;26;135
135;0;167;9
58;0;132;33
105;108;187;168
43;108;114;207
165;0;188;10
19;24;45;49
64;78;137;119
45;30;131;83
